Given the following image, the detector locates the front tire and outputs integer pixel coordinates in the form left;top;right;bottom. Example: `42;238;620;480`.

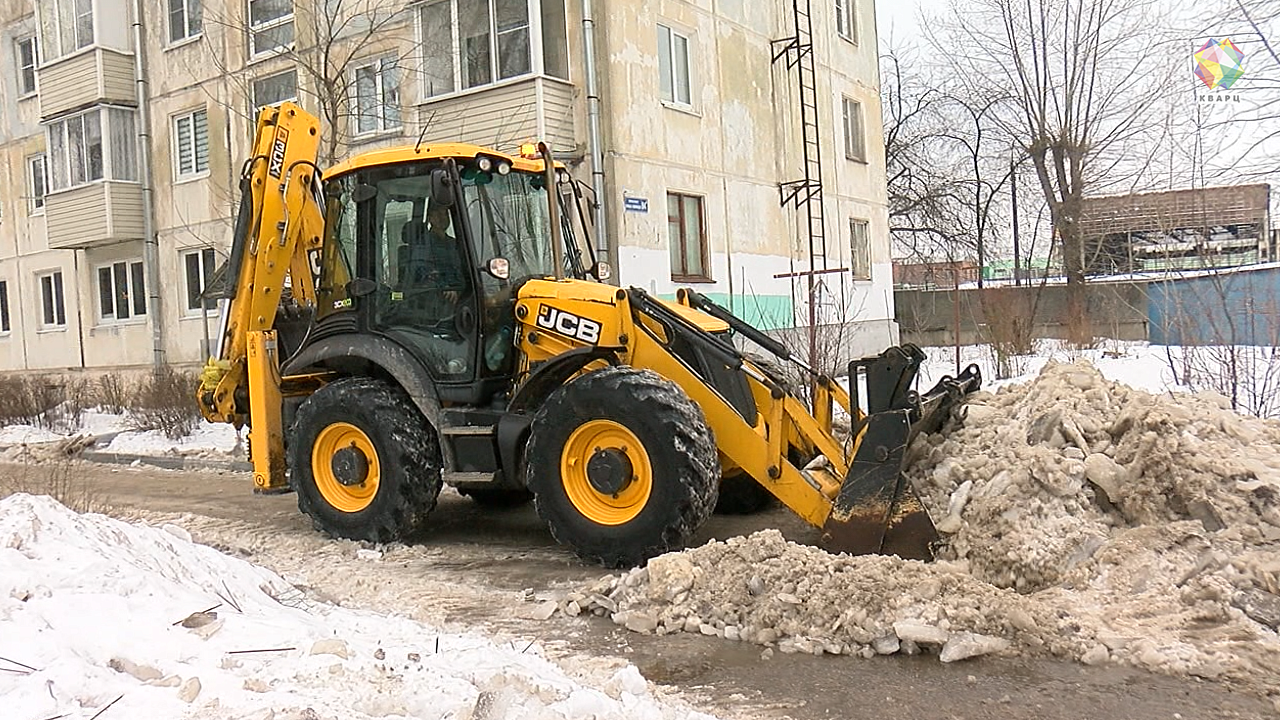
289;377;442;542
525;367;720;567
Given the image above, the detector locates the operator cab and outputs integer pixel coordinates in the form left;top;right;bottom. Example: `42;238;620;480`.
309;145;601;405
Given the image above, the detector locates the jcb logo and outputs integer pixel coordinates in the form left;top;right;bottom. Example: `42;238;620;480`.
536;305;601;344
268;127;289;179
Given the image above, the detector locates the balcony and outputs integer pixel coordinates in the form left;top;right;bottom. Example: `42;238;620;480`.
414;76;578;156
45;182;145;249
39;47;137;120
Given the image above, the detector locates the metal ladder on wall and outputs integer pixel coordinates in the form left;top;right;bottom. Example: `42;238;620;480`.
771;0;835;366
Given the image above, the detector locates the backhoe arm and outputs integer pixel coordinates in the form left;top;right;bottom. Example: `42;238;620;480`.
197;103;325;492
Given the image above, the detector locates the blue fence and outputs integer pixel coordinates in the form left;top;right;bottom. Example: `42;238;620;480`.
1148;265;1280;346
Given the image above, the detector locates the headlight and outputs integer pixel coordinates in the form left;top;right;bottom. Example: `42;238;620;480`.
497;162;511;175
477;157;493;172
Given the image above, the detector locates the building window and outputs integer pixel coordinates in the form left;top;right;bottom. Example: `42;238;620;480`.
658;24;692;106
46;107;139;191
28;155;47;213
169;0;202;43
418;0;534;98
184;248;218;312
850;218;871;280
667;192;709;281
248;0;294;56
353;57;401;135
0;280;10;333
835;0;857;43
253;69;297;109
97;260;147;322
16;36;38;96
842;96;866;162
173;108;210;179
42;0;94;59
38;271;66;328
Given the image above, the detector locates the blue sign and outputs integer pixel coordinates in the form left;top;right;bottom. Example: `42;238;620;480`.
624;196;649;213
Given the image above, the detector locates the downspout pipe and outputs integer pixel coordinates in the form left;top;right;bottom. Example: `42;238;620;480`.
132;0;163;368
581;0;609;263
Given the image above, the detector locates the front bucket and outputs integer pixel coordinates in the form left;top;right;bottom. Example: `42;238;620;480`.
820;362;983;560
821;409;938;560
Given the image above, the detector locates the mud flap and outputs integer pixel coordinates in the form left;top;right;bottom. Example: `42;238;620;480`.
821;409;939;560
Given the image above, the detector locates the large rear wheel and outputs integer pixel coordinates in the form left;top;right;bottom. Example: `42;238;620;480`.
525;367;720;567
289;377;442;543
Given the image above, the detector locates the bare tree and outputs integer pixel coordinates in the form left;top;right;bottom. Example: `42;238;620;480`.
929;0;1181;330
197;0;434;165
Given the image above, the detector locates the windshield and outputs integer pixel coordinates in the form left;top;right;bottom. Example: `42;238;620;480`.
461;169;590;282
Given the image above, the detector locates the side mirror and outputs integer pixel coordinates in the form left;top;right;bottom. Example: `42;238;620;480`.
346;277;378;297
486;257;510;280
430;168;456;208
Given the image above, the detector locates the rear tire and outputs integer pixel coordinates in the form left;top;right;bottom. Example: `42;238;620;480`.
288;377;442;543
459;487;534;508
525;366;720;567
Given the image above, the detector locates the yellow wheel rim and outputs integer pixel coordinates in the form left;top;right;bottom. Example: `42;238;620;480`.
560;419;652;526
312;422;380;513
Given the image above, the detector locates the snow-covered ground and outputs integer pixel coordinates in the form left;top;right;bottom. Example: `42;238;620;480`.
0;406;242;458
915;341;1188;394
0;493;717;720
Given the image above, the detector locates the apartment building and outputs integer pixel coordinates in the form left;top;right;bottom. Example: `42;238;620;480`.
0;0;893;373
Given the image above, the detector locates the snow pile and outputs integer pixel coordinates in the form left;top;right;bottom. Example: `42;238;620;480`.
101;421;241;458
0;494;718;720
570;361;1280;688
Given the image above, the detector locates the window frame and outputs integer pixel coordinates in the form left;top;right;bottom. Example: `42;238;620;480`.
657;23;694;108
0;279;10;334
37;270;67;329
252;68;298;109
835;0;858;44
416;0;546;101
95;259;147;324
667;191;711;282
351;56;402;137
45;106;139;192
850;218;871;281
41;0;94;60
842;95;867;162
27;154;47;214
183;247;218;315
16;35;38;97
168;0;203;45
171;107;210;180
247;0;295;58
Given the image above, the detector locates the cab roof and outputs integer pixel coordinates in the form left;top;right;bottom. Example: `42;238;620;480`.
324;142;562;180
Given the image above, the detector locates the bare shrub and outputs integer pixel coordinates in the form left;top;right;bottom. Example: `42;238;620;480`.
979;288;1038;379
96;372;130;414
126;366;202;440
0;460;104;513
44;377;93;434
0;375;65;428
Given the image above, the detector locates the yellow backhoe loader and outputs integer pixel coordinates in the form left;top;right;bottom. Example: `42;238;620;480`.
198;103;981;567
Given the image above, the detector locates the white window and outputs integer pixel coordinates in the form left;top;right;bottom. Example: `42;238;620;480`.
0;280;10;333
253;69;297;109
353;57;401;135
850;218;871;280
38;271;66;328
28;155;47;213
169;0;202;43
41;0;93;59
248;0;294;56
97;260;146;322
16;36;38;96
46;107;138;191
842;96;866;162
417;0;533;98
184;248;217;312
657;24;692;106
835;0;857;43
172;108;209;179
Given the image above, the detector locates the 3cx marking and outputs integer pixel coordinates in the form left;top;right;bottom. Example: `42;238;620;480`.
535;305;601;344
